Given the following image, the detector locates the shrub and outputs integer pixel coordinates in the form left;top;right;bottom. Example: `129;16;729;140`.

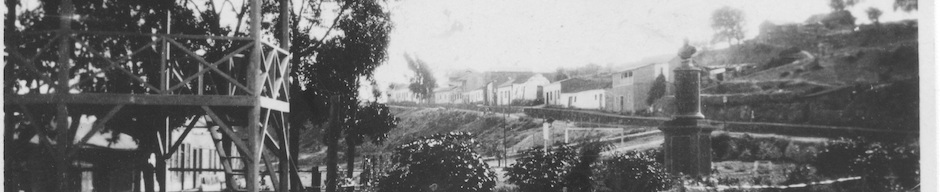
377;132;496;192
594;150;674;192
784;142;818;163
565;142;606;192
814;138;920;191
504;145;578;192
712;133;740;161
755;141;785;160
813;138;867;177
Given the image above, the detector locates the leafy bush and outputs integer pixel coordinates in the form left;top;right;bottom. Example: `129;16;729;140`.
813;138;867;177
377;132;496;192
712;133;741;161
564;142;606;192
594;150;674;192
755;141;785;160
505;145;578;192
711;133;812;162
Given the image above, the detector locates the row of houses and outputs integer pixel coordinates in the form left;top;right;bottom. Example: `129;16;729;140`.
388;59;748;114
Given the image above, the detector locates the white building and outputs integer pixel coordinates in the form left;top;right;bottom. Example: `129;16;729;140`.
510;74;550;104
544;81;562;106
462;88;485;104
561;89;607;109
387;85;419;103
433;86;462;104
548;78;611;109
496;81;514;105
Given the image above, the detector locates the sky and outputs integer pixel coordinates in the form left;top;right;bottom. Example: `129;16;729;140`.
5;0;920;98
372;0;919;89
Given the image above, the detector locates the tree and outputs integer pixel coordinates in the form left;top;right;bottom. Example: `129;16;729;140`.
345;102;398;186
829;0;861;11
554;68;570;81
894;0;917;12
405;54;437;103
866;7;883;24
290;0;394;191
564;142;606;192
6;1;240;191
710;6;746;46
378;132;497;192
646;73;667;105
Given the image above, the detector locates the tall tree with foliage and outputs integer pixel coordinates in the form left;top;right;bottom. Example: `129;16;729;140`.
564;142;606;192
866;7;883;24
894;0;917;12
5;0;249;190
345;101;398;186
554;68;570;81
710;6;746;46
829;0;861;11
405;54;437;103
289;0;393;191
646;73;667;105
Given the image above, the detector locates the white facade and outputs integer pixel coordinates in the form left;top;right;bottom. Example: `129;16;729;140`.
543;82;562;106
434;89;461;104
511;74;550;102
561;89;607;109
496;84;513;106
388;88;418;103
462;89;485;104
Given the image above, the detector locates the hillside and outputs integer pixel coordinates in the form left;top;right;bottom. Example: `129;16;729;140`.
648;20;919;132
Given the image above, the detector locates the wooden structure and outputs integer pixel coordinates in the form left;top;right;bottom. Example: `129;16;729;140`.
4;0;298;191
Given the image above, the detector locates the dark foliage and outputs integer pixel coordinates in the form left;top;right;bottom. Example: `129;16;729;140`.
646;74;667;105
814;138;919;191
711;6;746;45
505;145;578;192
404;54;436;102
377;132;496;192
594;150;674;192
564;142;606;192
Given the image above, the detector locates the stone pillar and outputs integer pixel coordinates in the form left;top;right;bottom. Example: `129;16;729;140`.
658;41;716;177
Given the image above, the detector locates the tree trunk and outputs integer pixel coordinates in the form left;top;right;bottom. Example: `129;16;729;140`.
325;98;340;192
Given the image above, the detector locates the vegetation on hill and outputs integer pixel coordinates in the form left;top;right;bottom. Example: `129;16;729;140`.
367;107;541;157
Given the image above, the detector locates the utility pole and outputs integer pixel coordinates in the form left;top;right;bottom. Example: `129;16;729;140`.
542;119;554;152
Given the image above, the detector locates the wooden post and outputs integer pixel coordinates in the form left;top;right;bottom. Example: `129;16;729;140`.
279;1;293;190
54;0;75;190
248;0;263;191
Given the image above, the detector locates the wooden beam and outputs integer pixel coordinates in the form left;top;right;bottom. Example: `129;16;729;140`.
72;37;164;93
165;39;254;94
259;97;289;112
163;115;202;158
261;153;281;192
202;106;253;158
6;93;257;106
72;30;254;41
69;37;163;91
164;40;254;93
67;104;125;158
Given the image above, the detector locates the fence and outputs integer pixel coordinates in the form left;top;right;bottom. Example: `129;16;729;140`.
523;108;917;138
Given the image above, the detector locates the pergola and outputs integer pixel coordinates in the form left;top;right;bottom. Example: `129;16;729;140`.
5;0;298;191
